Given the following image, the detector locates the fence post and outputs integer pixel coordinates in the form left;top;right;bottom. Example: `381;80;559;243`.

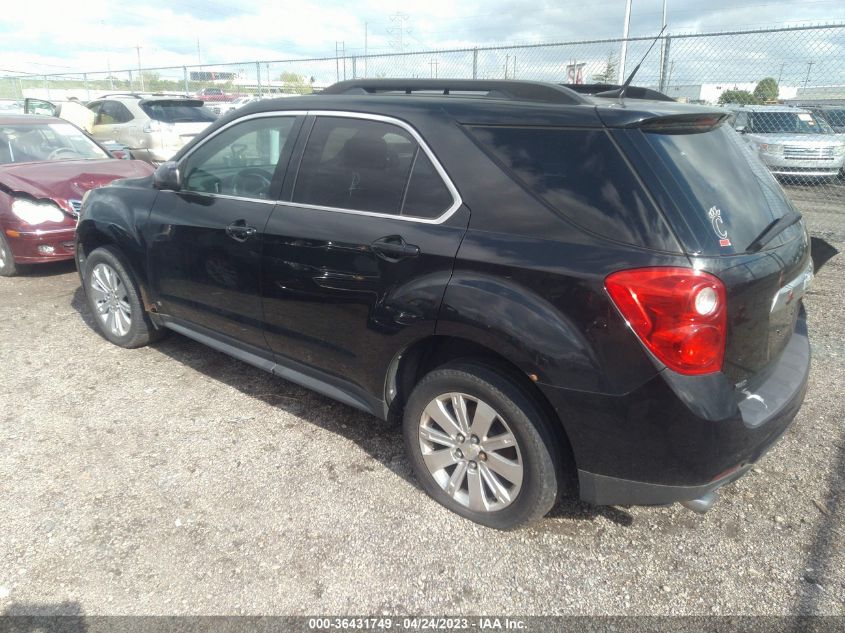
472;48;478;79
183;66;189;95
44;75;50;99
659;36;672;92
352;57;357;79
256;62;262;96
128;69;133;92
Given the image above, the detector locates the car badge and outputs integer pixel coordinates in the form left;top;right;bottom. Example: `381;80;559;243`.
708;206;731;247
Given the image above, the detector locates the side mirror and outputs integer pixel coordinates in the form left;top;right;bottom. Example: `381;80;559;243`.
153;161;181;191
735;125;747;134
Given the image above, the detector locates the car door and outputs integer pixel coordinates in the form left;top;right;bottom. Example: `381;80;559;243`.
89;100;132;145
261;113;470;400
146;113;304;351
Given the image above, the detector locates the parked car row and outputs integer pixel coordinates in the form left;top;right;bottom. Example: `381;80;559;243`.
724;103;845;181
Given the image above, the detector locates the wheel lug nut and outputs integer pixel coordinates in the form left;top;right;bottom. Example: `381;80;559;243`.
479;452;487;461
454;449;463;459
470;435;479;444
456;434;465;443
468;461;477;470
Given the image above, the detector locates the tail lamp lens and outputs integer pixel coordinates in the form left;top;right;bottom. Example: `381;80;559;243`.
605;267;727;375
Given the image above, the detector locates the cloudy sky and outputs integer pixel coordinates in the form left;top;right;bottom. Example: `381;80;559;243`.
1;0;843;77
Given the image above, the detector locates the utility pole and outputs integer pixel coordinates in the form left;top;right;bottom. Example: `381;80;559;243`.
388;12;410;53
803;60;814;93
618;0;633;83
505;54;510;79
335;42;346;81
196;39;201;64
364;22;368;77
134;45;144;91
777;62;786;85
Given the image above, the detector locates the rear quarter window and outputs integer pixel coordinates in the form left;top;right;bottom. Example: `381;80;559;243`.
467;126;676;251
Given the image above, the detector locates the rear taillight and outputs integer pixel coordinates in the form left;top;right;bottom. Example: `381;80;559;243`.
605;267;727;375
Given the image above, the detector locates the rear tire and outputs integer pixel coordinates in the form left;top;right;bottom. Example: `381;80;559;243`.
82;246;162;348
0;233;19;277
403;361;562;529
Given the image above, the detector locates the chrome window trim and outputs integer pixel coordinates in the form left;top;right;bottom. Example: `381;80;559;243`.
178;110;462;224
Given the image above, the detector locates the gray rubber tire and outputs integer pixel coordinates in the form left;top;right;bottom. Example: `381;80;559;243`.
82;245;163;348
403;361;562;530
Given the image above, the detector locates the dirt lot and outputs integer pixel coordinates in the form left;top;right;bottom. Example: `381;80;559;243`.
0;185;843;616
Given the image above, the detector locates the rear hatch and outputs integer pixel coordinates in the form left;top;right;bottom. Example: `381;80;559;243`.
139;99;216;149
610;111;811;383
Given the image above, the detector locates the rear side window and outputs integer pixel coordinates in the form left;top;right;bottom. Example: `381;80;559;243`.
99;101;133;124
468;126;672;249
293;117;454;219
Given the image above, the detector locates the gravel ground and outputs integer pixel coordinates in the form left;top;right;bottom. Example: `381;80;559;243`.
0;187;843;617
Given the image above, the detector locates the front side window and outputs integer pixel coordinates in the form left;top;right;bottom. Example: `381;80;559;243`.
182;116;296;200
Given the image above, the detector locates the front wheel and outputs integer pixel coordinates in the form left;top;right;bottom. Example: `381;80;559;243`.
403;362;562;529
0;233;19;277
82;246;162;348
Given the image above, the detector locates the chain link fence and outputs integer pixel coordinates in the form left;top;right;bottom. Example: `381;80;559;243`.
1;23;843;238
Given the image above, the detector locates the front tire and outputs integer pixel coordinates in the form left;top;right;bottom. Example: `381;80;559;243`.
82;246;161;348
0;233;19;277
403;362;562;529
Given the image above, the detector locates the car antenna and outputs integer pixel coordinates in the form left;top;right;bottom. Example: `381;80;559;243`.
596;25;667;101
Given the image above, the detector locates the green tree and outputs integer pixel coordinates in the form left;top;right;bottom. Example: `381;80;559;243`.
279;72;313;95
753;77;779;102
592;52;618;83
718;89;760;105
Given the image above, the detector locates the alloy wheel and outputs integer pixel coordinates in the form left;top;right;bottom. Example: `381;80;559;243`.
418;392;523;512
89;263;132;337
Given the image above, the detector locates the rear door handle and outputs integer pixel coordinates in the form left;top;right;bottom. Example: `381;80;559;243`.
371;236;420;261
225;220;257;242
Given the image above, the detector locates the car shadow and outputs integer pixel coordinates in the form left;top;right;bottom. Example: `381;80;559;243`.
70;287;633;528
16;259;77;278
2;601;87;632
810;236;839;274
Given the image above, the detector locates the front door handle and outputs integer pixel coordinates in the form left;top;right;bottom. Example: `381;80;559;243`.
371;235;420;261
225;220;257;242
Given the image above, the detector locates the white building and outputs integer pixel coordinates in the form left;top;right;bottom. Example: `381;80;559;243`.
661;82;798;105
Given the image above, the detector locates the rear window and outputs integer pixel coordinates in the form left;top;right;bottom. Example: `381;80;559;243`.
635;123;801;254
750;111;832;134
140;102;216;123
467;126;676;250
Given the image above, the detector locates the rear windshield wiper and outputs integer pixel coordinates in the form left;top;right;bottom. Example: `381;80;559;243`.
746;209;802;253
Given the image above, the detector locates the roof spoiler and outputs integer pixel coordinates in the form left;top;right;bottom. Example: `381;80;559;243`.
323;79;588;105
627;112;730;132
561;83;675;102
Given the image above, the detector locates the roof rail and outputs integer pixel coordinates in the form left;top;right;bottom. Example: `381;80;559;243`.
96;92;146;99
562;83;675;102
323;79;588;105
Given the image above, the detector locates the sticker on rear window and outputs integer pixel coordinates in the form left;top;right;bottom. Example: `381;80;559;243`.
708;206;732;247
798;113;813;122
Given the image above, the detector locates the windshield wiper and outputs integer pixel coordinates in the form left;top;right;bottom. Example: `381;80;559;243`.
746;209;802;253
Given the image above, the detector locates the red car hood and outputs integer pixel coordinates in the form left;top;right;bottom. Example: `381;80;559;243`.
0;159;154;208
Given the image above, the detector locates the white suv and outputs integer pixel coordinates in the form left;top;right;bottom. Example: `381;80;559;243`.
86;94;216;164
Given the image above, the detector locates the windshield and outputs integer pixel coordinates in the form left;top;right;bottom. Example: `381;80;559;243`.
0;122;109;164
633;123;801;255
751;111;833;134
820;109;845;127
140;103;216;123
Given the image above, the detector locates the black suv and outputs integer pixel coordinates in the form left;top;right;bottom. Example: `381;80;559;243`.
76;79;812;529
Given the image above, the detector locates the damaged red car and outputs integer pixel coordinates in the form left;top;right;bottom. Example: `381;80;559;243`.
0;115;153;276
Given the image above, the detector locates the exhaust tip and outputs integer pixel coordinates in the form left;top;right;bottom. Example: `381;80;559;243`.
680;490;719;514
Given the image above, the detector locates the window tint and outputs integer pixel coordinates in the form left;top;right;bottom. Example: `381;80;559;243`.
141;102;216;123
182;116;296;200
638;124;800;254
293;117;417;215
469;126;662;246
402;152;453;218
98;101;133;124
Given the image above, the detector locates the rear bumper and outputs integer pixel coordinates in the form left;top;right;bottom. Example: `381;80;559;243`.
542;310;811;507
4;226;77;264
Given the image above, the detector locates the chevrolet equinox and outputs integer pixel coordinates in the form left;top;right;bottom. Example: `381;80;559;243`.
75;80;812;529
